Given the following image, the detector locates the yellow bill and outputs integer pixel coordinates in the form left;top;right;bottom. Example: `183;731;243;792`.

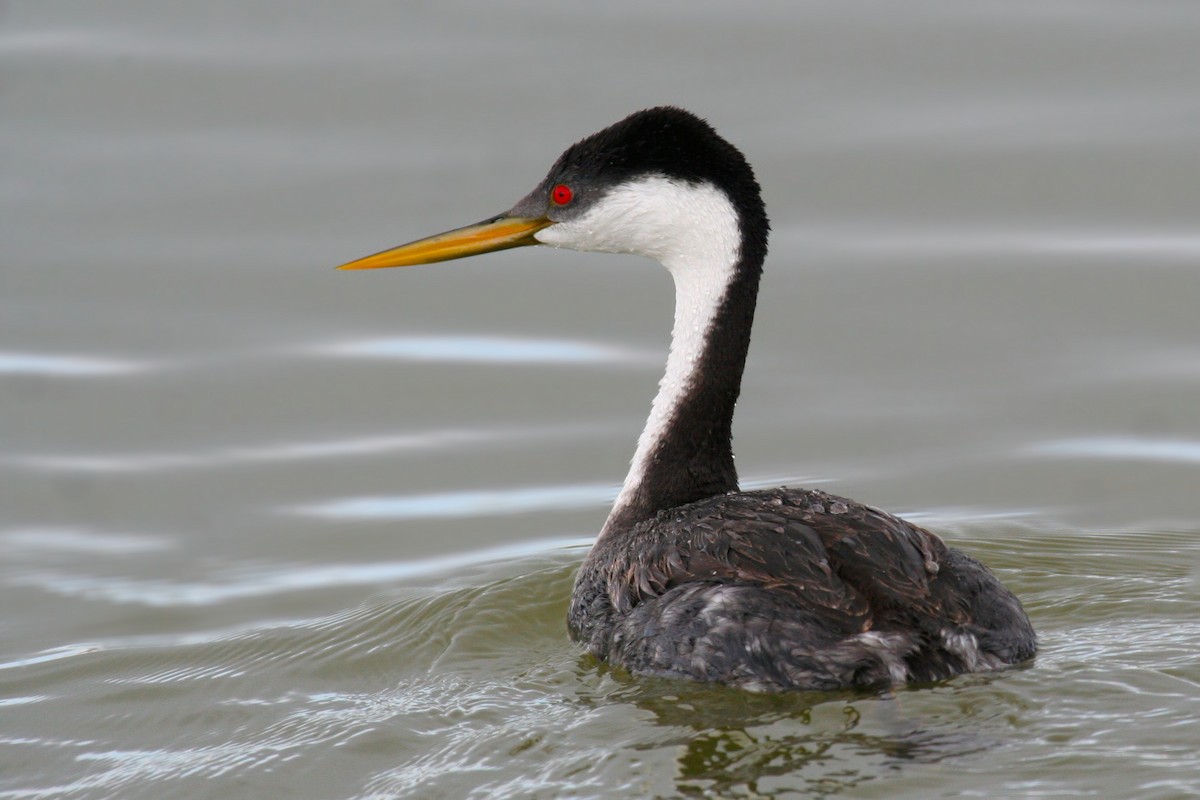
337;216;553;270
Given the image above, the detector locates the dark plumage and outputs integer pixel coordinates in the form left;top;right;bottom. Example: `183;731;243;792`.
570;487;1034;691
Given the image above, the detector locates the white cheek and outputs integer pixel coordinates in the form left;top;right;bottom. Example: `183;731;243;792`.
534;206;650;257
532;176;741;274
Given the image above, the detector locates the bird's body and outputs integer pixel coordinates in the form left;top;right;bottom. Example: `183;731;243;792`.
339;106;1036;691
570;487;1031;691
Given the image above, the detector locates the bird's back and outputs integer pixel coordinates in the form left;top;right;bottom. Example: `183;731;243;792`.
568;487;1035;691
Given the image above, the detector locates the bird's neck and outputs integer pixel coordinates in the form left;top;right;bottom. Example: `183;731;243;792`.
602;201;764;538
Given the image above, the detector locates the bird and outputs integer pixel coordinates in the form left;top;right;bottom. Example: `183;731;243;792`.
338;107;1036;692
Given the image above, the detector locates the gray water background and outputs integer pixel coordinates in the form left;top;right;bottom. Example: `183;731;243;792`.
3;2;1200;797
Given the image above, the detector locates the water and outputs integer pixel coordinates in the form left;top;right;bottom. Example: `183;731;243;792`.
3;1;1200;797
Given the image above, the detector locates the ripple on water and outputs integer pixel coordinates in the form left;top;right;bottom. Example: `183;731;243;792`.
312;335;653;365
0;351;148;376
1024;435;1200;465
0;528;171;555
289;484;615;521
5;536;590;607
3;527;1200;797
790;227;1200;262
0;554;589;796
6;428;550;474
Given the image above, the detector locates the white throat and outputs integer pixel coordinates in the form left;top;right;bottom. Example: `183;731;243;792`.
536;176;743;533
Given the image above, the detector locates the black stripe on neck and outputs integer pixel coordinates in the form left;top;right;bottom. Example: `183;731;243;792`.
604;236;765;535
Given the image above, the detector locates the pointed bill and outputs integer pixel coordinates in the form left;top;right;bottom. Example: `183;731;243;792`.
337;216;553;270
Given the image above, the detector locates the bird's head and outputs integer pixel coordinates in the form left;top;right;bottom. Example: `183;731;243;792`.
337;107;767;273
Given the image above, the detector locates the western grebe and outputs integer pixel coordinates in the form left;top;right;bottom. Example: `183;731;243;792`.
338;107;1036;691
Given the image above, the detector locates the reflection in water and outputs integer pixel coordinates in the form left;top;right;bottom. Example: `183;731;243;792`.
315;335;650;365
791;227;1200;260
289;483;615;520
669;715;891;797
0;527;170;555
8;429;541;473
0;644;102;672
605;678;997;797
0;351;146;376
1025;436;1200;464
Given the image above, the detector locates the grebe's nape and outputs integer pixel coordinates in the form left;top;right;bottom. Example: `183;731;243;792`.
338;107;1035;691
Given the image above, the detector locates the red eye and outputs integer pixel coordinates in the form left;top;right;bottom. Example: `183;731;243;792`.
551;183;574;206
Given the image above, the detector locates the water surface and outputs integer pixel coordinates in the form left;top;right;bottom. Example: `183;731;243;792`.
3;2;1200;798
